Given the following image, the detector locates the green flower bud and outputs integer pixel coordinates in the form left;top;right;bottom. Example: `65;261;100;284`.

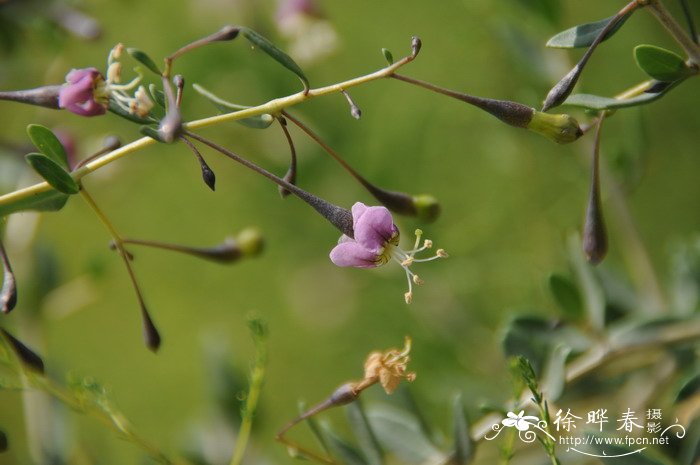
527;111;583;144
236;227;264;257
412;194;441;223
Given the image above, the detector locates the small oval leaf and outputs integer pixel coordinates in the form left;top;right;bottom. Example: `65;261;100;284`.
25;153;79;194
634;44;691;82
127;47;162;75
546;13;632;48
239;27;310;92
26;124;69;169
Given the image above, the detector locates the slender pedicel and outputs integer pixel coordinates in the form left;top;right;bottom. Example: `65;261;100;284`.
583;115;608;264
183;130;354;237
0;241;17;313
74;135;122;170
164;25;240;76
282;111;441;221
277;117;297;198
340;89;361;119
542;0;642;112
180;136;216;191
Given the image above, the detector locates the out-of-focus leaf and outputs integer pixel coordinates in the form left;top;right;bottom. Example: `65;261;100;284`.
26;124;69;169
126;47;162;75
502;316;554;373
541;345;570;401
568;234;606;329
580;439;672;465
549;273;584;321
319;422;368;465
546;13;632;48
25;154;79;195
0;328;45;373
347;401;383;465
192;83;274;129
680;417;700;465
451;395;474;465
239;27;309;91
366;406;444;465
634;44;691;82
514;0;562;25
0;428;6;452
563;80;680;110
675;372;700;403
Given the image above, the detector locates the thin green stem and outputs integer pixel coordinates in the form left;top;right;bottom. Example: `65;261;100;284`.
229;337;267;465
647;0;700;65
0;46;418;210
678;0;698;44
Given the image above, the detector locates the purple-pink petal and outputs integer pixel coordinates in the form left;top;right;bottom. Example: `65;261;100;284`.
352;203;396;251
59;68;106;117
329;241;380;268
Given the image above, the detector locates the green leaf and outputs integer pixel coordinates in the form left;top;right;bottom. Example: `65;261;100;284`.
239;27;310;91
0;428;6;452
452;395;474;465
139;125;166;143
515;0;562;26
0;189;69;218
541;345;570;401
563;79;680;110
381;48;394;65
347;401;383;465
108;100;154;124
25;153;79;194
366;406;444;465
634;44;691;81
127;47;162;75
546;13;632;48
149;84;166;108
548;273;584;321
26;124;69;169
192;83;275;129
319;422;368;465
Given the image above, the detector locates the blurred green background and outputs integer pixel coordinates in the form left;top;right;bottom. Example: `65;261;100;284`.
1;0;699;463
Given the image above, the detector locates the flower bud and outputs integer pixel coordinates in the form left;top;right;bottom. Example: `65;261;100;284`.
236;228;264;257
527;111;583;144
412;194;441;223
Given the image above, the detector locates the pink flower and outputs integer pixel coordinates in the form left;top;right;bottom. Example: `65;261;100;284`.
330;202;447;303
58;68;108;117
330;202;398;268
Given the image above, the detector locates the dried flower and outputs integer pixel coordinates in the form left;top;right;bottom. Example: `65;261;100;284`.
363;336;416;394
329;202;446;303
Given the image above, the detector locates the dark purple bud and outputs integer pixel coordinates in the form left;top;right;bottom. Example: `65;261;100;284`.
411;36;422;58
140;305;161;352
0;328;45;373
0;242;17;314
329;383;359;406
0;86;62;110
583;119;608;264
211;25;241;42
